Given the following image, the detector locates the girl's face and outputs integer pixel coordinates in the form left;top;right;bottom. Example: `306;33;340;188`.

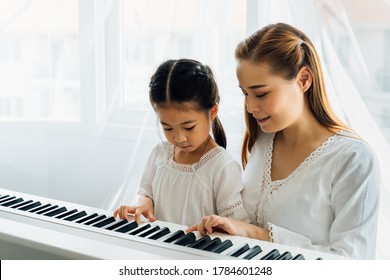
156;103;213;153
237;60;307;133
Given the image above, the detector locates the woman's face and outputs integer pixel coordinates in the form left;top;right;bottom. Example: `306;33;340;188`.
236;60;306;133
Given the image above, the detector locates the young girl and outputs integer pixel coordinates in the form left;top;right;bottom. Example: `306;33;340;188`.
189;23;381;259
114;59;249;227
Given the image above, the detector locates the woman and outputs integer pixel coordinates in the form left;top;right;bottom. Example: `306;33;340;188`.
188;22;380;259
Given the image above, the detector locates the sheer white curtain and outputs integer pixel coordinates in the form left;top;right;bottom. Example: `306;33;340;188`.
250;0;390;259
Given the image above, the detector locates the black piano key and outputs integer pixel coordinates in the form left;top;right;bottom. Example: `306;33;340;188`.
261;249;280;260
55;209;78;219
64;211;87;221
92;217;116;228
44;207;67;217
19;201;41;211
212;240;233;253
173;233;196;246
242;245;262;260
105;219;128;230
292;254;305;260
148;227;170;240
36;205;59;215
75;213;98;224
129;224;152;235
138;226;161;238
11;200;33;209
1;197;23;207
163;230;185;243
227;243;250;257
115;221;138;233
187;235;211;249
29;203;52;213
275;251;293;260
0;196;16;204
83;214;106;226
201;237;222;251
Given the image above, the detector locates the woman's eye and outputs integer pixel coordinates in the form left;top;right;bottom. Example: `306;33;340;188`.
185;125;196;131
163;127;172;131
256;92;269;98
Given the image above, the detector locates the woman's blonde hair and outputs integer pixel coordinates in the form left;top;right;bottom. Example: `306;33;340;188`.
236;23;349;168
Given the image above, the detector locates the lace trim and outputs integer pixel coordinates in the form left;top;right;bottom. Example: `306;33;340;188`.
266;222;274;243
255;132;342;227
218;200;243;215
167;144;224;173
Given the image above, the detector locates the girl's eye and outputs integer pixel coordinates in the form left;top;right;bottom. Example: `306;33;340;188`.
185;125;196;131
163;127;172;131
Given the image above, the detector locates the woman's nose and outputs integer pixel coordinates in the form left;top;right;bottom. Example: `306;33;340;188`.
245;96;256;114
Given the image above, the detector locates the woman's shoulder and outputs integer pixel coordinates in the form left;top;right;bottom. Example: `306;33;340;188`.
332;131;379;168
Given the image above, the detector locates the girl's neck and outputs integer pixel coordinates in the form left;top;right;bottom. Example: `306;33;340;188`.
173;135;217;164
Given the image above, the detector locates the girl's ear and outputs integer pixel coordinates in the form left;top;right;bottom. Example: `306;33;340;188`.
210;104;219;121
297;67;312;93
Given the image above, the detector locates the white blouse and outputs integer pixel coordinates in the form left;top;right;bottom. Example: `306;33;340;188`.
138;141;250;226
242;131;380;259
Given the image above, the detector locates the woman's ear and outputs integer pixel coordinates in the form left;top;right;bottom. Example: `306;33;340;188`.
210;104;219;121
297;67;312;93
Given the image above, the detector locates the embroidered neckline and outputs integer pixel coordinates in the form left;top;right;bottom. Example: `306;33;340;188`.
255;131;343;227
167;144;224;173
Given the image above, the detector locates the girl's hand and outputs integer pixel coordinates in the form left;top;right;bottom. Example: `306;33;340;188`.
113;196;156;224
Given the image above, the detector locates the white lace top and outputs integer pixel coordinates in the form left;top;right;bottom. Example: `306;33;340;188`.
242;131;380;259
138;141;250;226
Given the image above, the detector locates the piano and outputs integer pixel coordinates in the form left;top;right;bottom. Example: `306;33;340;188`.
0;188;345;260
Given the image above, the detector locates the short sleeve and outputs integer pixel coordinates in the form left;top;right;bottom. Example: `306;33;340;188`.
214;158;250;223
137;143;163;199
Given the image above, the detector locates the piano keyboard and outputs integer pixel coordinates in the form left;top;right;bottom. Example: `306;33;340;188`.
0;188;345;260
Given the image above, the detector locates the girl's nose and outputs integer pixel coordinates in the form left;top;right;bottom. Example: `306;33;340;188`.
174;133;187;143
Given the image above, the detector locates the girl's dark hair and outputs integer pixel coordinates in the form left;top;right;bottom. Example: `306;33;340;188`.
149;59;227;148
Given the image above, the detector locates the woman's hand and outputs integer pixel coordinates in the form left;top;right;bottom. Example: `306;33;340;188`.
113;196;156;224
187;214;271;241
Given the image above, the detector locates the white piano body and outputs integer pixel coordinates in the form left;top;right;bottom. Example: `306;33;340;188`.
0;188;345;260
